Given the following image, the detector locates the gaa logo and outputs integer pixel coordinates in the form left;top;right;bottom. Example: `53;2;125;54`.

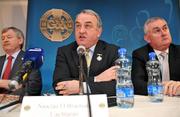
40;9;74;42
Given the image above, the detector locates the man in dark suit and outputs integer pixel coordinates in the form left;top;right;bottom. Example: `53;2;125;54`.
131;17;180;96
0;27;42;95
53;9;119;97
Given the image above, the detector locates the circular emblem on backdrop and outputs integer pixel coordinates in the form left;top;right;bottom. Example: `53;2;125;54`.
40;9;74;42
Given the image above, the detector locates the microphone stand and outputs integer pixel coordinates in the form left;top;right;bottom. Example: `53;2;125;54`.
78;54;92;117
19;72;30;103
84;67;92;117
79;54;84;95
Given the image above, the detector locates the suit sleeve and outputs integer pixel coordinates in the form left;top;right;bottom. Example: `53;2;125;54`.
131;51;148;95
27;69;42;95
10;69;42;96
88;46;118;97
88;77;116;97
53;47;73;95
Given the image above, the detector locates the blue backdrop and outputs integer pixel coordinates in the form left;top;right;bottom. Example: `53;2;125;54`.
26;0;180;93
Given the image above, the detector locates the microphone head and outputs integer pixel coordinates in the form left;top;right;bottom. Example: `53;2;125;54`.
8;80;19;91
77;45;86;55
23;48;44;69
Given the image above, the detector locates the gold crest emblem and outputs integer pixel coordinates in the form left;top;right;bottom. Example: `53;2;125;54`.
40;9;74;41
24;105;31;111
99;102;106;108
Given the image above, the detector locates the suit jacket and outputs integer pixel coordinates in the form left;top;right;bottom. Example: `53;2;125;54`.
0;50;42;95
53;40;119;97
131;44;180;95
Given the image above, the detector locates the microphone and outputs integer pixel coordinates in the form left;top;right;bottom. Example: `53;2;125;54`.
8;48;44;90
77;45;92;117
77;45;86;55
77;45;86;95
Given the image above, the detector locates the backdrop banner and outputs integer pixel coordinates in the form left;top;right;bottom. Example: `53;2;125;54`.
26;0;180;93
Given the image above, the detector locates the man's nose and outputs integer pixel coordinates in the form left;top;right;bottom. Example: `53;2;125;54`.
79;26;85;33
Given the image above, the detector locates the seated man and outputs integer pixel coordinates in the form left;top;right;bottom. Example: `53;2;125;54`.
0;27;42;96
131;17;180;96
53;9;119;97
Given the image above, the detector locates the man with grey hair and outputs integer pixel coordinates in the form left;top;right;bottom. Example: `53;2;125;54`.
131;17;180;96
53;9;119;97
0;26;42;95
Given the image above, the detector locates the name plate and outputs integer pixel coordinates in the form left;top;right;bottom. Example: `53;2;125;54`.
20;94;109;117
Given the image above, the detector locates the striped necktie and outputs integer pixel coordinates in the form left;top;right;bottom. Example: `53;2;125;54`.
2;55;13;80
159;52;170;81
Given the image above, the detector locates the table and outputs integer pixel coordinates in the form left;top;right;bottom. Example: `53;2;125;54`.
109;95;180;117
0;95;179;117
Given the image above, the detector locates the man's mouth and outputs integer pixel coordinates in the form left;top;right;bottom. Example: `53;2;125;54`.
162;37;169;41
3;43;10;46
79;35;86;40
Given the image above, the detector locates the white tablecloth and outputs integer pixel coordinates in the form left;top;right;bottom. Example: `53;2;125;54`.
0;95;180;117
109;95;180;117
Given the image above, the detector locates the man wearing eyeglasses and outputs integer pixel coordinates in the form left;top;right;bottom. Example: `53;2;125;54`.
131;17;180;96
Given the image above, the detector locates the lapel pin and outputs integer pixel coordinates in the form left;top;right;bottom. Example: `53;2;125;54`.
97;54;102;61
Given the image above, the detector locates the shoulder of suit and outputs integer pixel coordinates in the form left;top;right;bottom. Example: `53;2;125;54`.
19;50;25;54
170;43;180;49
133;44;149;53
17;50;25;57
57;41;77;51
0;55;6;60
170;43;180;55
15;50;25;61
132;44;151;58
0;54;5;58
98;40;119;50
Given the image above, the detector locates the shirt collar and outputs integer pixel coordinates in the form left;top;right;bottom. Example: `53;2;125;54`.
88;44;96;53
154;48;169;56
6;50;21;60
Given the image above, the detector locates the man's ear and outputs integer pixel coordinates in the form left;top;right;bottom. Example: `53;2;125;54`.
144;34;150;43
18;37;24;45
97;27;102;38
